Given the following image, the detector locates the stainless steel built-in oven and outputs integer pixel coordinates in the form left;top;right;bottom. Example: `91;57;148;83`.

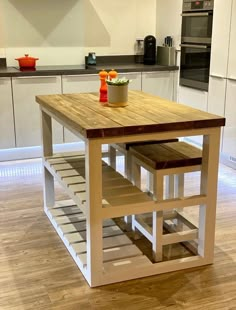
181;11;213;44
180;0;214;91
180;43;211;91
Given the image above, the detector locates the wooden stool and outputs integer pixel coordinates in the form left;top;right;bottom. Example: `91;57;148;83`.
108;139;178;225
129;141;202;262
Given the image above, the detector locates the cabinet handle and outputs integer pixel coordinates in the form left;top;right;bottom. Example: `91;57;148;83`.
228;77;236;82
180;44;208;49
210;74;226;79
63;74;98;78
181;12;212;17
13;76;58;79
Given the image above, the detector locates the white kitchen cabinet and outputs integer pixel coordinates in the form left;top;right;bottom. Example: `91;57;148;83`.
12;76;63;148
222;79;236;158
208;76;226;117
178;86;208;111
0;78;15;149
121;72;142;91
142;71;175;101
227;0;236;79
62;74;100;142
210;0;232;78
178;86;208;146
207;76;227;151
62;72;142;142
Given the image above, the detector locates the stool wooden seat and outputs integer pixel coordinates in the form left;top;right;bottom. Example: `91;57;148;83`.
108;139;179;179
129;141;202;262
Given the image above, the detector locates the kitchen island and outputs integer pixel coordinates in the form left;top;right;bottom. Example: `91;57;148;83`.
36;91;225;287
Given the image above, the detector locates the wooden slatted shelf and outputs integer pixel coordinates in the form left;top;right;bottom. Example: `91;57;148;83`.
44;152;156;217
45;199;150;278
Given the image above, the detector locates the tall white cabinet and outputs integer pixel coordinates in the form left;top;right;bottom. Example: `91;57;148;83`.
0;78;15;149
208;0;236;161
210;0;232;78
223;80;236;159
227;0;236;80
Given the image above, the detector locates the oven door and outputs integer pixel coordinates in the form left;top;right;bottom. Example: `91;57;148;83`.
181;12;213;44
180;44;211;91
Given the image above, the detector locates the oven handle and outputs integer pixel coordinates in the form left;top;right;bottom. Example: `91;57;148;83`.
180;44;209;49
181;12;211;17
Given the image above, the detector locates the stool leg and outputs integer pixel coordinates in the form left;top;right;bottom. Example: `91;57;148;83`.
147;171;153;193
174;173;184;231
152;171;163;262
108;144;117;169
124;152;132;224
124;151;132;226
130;159;142;238
165;174;175;199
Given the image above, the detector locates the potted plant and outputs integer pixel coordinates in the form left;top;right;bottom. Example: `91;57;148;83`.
106;77;131;107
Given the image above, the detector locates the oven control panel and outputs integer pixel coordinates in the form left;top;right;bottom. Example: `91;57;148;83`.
183;0;214;11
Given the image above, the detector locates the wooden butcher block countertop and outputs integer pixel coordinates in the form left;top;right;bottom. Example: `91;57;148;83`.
36;90;225;139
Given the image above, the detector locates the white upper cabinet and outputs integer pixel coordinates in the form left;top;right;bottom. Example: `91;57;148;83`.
227;0;236;79
210;0;233;77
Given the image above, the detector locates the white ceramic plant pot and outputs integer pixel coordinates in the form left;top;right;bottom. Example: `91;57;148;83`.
107;84;128;107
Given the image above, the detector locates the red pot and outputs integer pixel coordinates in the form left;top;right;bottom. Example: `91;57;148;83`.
15;54;39;68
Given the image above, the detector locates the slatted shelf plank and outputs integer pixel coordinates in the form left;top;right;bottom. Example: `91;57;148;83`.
78;244;143;268
103;255;152;273
71;235;133;254
58;219;116;235
56;214;86;225
49;206;81;217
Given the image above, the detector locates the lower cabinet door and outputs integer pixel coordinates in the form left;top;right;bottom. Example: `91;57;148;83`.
62;74;99;143
208;76;227;151
142;71;174;101
178;86;208;146
0;78;15;149
222;79;236;159
12;76;63;148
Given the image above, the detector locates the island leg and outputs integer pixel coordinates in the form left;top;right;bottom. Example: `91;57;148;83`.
85;138;103;287
40;109;55;209
198;127;221;263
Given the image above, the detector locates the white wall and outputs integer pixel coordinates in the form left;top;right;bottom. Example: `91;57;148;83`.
156;0;182;49
0;0;156;66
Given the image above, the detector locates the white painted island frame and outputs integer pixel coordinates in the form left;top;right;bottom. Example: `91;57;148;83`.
37;91;225;287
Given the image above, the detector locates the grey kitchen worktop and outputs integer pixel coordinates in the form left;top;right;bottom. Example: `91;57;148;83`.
0;55;178;77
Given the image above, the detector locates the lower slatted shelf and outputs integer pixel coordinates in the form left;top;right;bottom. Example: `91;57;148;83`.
45;199;150;279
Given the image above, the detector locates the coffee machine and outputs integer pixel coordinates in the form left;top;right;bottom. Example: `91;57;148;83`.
143;35;156;65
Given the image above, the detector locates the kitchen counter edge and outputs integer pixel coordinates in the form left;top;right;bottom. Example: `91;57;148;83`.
0;64;179;78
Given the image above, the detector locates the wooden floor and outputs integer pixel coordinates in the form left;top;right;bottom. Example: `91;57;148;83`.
0;158;236;310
